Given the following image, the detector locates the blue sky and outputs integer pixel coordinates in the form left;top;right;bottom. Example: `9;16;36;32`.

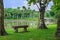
3;0;53;11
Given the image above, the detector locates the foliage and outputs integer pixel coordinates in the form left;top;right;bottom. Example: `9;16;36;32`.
27;0;51;7
45;10;55;18
4;7;38;19
51;0;60;19
4;7;55;19
22;6;26;10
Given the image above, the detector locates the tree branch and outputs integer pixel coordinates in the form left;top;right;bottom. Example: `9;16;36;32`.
35;3;40;11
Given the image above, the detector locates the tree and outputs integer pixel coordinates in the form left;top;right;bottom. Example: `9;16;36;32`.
16;7;22;18
0;0;7;36
52;0;60;37
45;10;55;18
22;6;27;18
27;0;51;29
22;6;26;10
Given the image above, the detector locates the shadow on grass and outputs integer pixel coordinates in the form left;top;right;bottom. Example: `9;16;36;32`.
17;31;30;33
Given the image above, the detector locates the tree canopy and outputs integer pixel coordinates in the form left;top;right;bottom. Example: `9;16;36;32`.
51;0;60;19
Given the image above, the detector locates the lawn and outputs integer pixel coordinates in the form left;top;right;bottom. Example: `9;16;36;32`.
0;24;57;40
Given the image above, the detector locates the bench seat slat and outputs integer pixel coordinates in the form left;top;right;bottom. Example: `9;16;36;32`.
13;25;28;28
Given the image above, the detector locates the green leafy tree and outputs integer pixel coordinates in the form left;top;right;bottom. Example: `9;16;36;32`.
16;7;22;18
22;6;31;19
22;6;26;10
27;0;51;29
4;8;14;19
52;0;60;37
45;10;55;18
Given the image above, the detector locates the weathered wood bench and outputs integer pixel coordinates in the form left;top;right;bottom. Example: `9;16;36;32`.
13;25;28;33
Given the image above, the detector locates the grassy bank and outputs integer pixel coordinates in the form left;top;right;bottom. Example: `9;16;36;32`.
0;24;57;40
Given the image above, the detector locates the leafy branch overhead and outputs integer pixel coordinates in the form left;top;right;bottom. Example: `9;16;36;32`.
27;0;51;10
27;0;51;6
51;0;60;19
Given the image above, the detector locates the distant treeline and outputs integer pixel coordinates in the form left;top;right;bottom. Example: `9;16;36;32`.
4;7;55;19
4;8;39;19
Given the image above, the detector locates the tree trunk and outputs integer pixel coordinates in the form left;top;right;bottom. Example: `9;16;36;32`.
0;0;7;36
56;15;60;37
38;7;47;29
37;0;48;29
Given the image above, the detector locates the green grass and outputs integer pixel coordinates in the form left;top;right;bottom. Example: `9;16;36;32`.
0;24;58;40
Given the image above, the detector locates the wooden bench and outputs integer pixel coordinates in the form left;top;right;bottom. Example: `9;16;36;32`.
13;25;28;33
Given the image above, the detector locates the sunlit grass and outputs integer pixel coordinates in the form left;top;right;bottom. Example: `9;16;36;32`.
0;24;57;40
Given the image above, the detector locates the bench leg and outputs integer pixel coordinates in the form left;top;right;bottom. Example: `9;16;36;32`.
24;28;27;32
14;28;18;33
